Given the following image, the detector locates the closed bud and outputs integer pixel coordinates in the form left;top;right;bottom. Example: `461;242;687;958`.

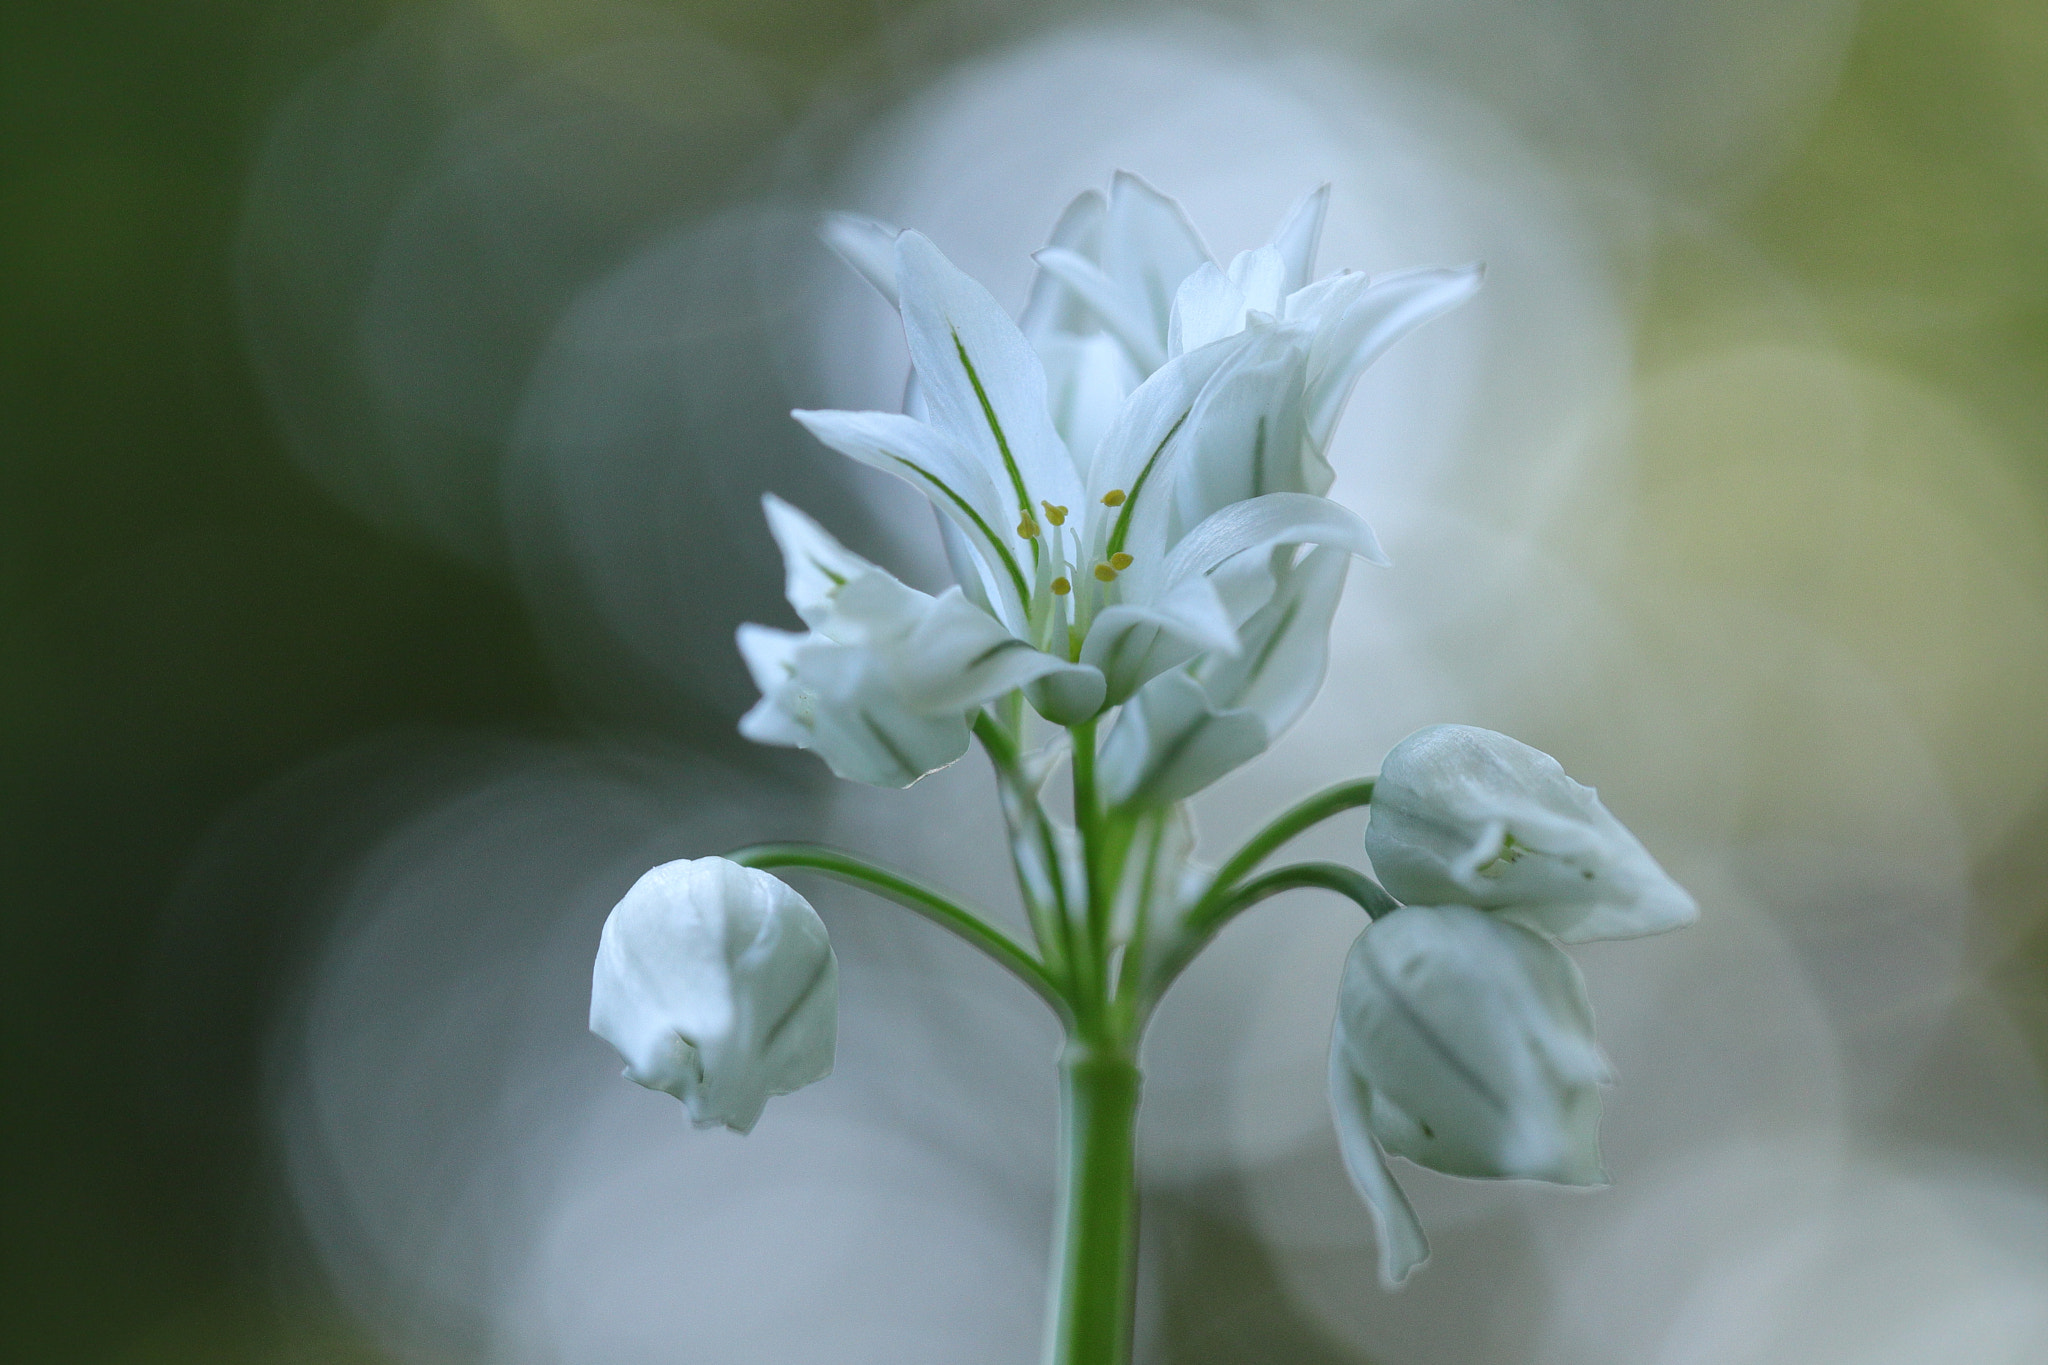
1366;725;1697;942
590;857;836;1134
1329;905;1610;1285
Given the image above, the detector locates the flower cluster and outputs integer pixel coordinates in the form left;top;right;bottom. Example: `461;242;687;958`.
1330;725;1696;1284
585;178;1696;1334
739;174;1479;796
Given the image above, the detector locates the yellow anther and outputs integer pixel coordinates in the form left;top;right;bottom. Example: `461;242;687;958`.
1051;577;1071;596
1109;552;1133;571
1093;563;1118;582
1101;489;1127;507
1017;514;1039;539
1040;500;1068;527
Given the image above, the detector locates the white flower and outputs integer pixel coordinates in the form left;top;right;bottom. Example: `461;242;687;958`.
759;180;1475;789
1365;725;1699;942
1099;544;1348;804
738;497;1074;787
1329;904;1610;1286
589;857;836;1133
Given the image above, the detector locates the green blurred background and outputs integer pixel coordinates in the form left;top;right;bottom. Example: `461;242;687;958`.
5;0;2048;1360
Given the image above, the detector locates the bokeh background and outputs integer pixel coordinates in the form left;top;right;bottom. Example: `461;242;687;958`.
9;0;2048;1361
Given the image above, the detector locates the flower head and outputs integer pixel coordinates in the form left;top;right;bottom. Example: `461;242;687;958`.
589;857;836;1133
1329;904;1610;1285
748;178;1478;792
1365;724;1699;942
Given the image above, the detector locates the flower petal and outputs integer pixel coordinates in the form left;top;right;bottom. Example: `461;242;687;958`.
760;494;896;634
1037;331;1141;471
1166;326;1318;537
1033;245;1166;373
1226;244;1289;318
590;857;836;1134
1166;261;1247;357
1099;668;1268;806
896;230;1084;520
1268;183;1329;295
791;407;1031;624
1156;492;1389;597
1296;264;1483;447
1021;187;1107;337
1083;326;1256;526
1101;170;1212;351
736;624;971;787
1024;664;1109;726
1193;544;1350;734
1099;546;1351;802
821;212;901;307
1079;575;1235;705
1328;1036;1430;1288
894;588;1088;712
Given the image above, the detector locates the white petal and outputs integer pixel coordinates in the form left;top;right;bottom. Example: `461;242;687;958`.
1024;663;1109;726
1098;668;1268;806
1079;575;1235;706
1083;327;1255;529
821;212;902;307
590;857;836;1134
1021;188;1107;337
895;231;1083;516
1157;492;1389;596
736;627;971;787
1365;725;1699;941
760;494;892;633
1328;1037;1430;1288
1299;264;1483;447
1226;244;1289;318
1033;246;1166;373
1166;261;1246;357
791;407;1030;625
735;624;812;747
892;588;1085;712
1037;331;1141;471
1335;906;1608;1184
1166;326;1317;537
1101;170;1212;350
1193;544;1350;735
1268;184;1329;295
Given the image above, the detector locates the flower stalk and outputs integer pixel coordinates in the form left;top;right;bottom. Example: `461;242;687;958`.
1046;1043;1141;1365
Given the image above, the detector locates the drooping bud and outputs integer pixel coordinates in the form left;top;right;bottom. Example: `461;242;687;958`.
1329;904;1610;1283
590;858;836;1134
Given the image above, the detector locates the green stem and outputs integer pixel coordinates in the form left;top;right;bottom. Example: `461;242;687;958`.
727;842;1071;1026
1145;861;1398;1011
1069;718;1107;1015
1043;1043;1141;1365
1201;777;1375;903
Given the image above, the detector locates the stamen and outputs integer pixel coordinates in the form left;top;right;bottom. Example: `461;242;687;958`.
1101;489;1127;507
1040;501;1068;527
1109;552;1133;571
1051;577;1071;596
1093;563;1118;582
1017;514;1039;539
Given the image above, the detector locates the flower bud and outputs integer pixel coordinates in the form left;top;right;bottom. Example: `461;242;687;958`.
1366;725;1697;942
590;857;836;1133
1331;905;1609;1189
